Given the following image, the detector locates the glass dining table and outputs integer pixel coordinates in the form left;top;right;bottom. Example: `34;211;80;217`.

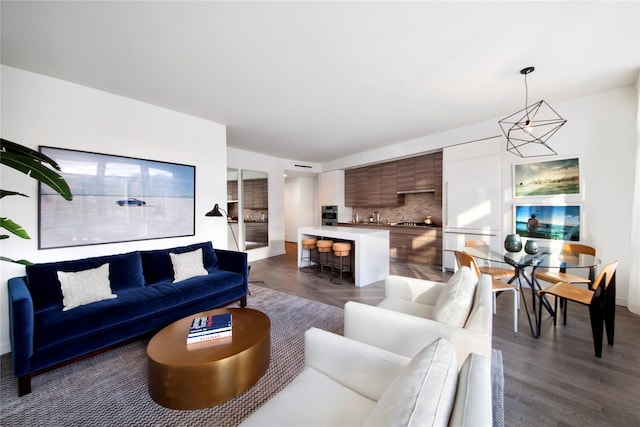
463;244;600;337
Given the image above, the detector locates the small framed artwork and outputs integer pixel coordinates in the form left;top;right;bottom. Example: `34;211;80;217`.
39;146;195;249
514;204;581;241
513;157;580;197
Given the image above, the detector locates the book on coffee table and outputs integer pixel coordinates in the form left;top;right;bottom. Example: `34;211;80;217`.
187;313;232;344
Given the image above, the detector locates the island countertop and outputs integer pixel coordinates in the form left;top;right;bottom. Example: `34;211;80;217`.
298;226;389;287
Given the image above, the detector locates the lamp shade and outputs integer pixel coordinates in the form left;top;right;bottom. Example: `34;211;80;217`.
205;204;224;217
499;100;566;158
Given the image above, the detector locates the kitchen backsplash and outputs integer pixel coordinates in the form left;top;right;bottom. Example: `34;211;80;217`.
351;192;442;226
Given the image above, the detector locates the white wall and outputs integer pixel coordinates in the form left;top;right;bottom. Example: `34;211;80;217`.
285;176;318;242
318;170;352;223
322;85;638;306
0;66;228;354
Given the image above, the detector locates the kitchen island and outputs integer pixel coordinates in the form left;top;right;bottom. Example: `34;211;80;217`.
298;226;390;287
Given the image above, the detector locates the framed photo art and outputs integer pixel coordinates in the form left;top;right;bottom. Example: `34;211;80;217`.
514;204;581;242
513;157;580;197
39;146;195;249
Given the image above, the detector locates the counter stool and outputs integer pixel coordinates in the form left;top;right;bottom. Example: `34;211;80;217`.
331;242;352;284
315;240;334;277
299;238;318;273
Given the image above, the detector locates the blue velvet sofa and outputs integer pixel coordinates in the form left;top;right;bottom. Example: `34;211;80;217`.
7;241;248;396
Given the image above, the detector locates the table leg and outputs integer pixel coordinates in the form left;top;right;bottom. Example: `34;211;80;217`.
514;267;536;337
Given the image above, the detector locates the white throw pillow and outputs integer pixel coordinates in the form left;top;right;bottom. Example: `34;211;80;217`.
432;266;477;327
364;337;458;427
58;263;116;311
449;353;492;426
170;249;208;282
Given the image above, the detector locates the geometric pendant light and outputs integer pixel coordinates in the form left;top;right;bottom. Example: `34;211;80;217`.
498;67;567;158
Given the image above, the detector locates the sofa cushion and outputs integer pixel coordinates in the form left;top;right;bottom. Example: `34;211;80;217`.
449;353;492;426
170;248;208;282
376;297;436;319
240;367;376;426
433;266;476;327
57;263;117;311
26;251;144;311
141;242;218;285
33;269;245;351
363;337;458;427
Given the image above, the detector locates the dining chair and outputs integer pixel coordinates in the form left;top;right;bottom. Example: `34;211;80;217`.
454;250;519;333
534;243;597;289
537;261;618;358
464;240;515;281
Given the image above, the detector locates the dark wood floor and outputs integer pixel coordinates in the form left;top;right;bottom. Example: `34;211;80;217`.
248;243;640;427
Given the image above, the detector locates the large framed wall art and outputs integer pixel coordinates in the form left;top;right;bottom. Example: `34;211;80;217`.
514;204;581;242
39;146;195;249
513;157;580;197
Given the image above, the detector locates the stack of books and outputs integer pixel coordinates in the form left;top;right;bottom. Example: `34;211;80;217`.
187;313;232;344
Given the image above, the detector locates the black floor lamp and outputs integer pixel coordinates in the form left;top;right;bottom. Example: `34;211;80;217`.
205;203;263;286
205;203;239;250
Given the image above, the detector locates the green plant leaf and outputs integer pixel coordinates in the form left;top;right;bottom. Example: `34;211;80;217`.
0;217;31;239
1;189;29;199
0;152;72;201
0;256;33;266
1;138;63;170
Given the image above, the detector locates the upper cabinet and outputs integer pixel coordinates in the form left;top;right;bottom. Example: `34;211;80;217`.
344;152;442;207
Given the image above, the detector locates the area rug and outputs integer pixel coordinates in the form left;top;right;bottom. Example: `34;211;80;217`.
1;286;505;426
0;286;343;426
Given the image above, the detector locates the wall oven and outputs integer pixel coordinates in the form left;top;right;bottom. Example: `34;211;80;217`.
321;205;338;226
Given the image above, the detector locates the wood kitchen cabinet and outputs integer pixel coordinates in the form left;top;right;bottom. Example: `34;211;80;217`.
227;180;238;201
414;154;435;190
396;157;415;193
343;223;442;266
434;151;443;203
345;169;357;207
355;168;369;207
367;164;382;206
344;152;441;207
381;162;401;206
243;178;268;209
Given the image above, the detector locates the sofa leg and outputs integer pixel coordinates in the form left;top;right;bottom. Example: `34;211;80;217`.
240;295;247;308
18;375;31;396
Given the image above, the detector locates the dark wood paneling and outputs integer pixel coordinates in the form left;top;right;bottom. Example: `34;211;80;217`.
396;157;415;192
345;169;357;207
367;164;382;207
434;151;443;203
414;153;435;190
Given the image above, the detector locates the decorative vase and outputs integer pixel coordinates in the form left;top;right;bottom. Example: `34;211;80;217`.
525;240;539;255
504;234;522;252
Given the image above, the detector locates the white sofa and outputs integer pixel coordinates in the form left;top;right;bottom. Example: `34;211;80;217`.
240;328;492;427
343;268;493;366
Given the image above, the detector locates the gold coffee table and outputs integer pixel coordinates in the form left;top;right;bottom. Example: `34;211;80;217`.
147;307;270;410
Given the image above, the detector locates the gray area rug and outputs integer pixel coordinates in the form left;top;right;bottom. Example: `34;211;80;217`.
1;286;504;426
492;349;505;427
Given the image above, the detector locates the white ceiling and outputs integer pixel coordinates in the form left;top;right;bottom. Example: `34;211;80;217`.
2;1;638;163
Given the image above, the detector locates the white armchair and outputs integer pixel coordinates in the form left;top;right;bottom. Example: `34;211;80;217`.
240;328;492;427
344;270;493;368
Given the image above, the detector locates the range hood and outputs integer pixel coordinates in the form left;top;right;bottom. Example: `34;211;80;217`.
396;189;436;194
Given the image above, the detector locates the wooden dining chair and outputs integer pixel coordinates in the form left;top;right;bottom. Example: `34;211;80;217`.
464;240;515;281
534;243;597;289
537;261;618;358
454;250;519;333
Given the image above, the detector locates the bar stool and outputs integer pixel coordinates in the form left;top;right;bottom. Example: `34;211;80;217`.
315;240;334;277
331;242;352;284
299;238;317;273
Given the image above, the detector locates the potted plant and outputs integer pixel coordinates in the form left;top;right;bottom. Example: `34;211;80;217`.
1;138;72;265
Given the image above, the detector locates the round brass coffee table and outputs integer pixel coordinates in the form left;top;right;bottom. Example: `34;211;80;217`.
147;307;270;410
